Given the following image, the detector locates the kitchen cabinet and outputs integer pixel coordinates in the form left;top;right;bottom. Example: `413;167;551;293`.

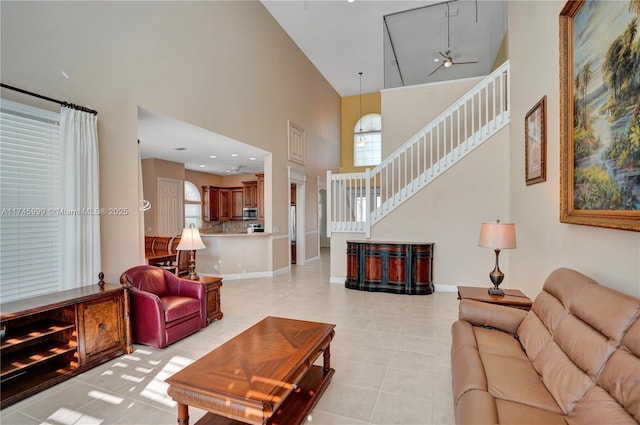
231;188;243;220
203;186;220;222
242;181;258;208
203;186;239;222
0;282;131;408
218;188;232;221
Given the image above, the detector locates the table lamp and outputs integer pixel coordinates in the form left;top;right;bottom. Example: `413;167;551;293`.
176;223;206;280
478;220;516;296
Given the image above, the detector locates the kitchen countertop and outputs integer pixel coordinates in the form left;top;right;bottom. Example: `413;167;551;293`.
201;232;271;237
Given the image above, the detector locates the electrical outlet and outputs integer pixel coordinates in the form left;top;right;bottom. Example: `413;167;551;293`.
273;226;280;233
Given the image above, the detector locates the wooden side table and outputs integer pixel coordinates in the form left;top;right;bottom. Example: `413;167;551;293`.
457;286;532;311
194;276;223;324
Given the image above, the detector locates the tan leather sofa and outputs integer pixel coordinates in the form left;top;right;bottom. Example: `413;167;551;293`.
451;268;640;424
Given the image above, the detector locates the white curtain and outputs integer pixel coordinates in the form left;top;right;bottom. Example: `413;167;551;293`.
60;107;101;289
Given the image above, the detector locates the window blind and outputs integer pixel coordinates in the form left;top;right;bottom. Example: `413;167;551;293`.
0;99;61;302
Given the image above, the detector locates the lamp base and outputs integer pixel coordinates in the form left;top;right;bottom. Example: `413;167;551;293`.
488;286;505;296
188;271;199;281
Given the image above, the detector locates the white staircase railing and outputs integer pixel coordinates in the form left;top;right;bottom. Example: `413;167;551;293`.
328;60;510;238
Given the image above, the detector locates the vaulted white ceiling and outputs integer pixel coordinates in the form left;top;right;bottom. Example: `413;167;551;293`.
261;0;507;96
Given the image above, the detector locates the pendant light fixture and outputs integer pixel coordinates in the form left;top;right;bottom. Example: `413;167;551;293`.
355;71;367;148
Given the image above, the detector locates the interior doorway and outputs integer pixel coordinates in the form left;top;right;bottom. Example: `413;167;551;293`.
289;167;306;266
318;177;329;249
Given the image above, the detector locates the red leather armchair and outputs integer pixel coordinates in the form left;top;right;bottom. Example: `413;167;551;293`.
121;265;206;349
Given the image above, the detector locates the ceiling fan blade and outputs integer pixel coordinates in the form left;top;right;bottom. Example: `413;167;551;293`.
428;63;444;77
453;60;479;65
438;51;448;60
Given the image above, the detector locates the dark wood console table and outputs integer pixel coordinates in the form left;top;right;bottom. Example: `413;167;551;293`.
346;240;434;295
0;282;132;408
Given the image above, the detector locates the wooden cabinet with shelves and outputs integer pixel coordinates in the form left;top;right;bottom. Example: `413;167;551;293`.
0;283;130;408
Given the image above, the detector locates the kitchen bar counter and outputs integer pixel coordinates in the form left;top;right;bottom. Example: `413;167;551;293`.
201;232;271;237
198;233;272;279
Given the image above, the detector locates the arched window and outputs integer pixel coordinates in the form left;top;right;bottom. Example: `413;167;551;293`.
184;181;202;228
353;113;382;167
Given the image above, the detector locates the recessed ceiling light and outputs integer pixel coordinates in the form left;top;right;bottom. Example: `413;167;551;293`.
199;164;206;168
231;153;238;157
434;58;440;63
209;155;217;159
60;71;70;79
249;157;256;161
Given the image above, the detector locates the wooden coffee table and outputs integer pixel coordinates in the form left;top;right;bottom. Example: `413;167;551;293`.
166;316;335;425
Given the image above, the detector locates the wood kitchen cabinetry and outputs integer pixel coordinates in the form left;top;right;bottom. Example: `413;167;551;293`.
231;188;243;220
203;185;245;222
0;283;131;408
256;173;264;221
242;180;257;207
203;185;220;222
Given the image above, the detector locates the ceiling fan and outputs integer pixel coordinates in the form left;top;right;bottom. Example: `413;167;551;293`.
428;3;478;77
428;50;478;76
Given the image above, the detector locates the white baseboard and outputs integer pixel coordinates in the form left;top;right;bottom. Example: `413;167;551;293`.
329;277;345;284
435;284;458;292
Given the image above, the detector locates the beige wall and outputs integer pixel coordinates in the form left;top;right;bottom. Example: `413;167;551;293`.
0;1;340;283
508;1;639;297
141;158;185;235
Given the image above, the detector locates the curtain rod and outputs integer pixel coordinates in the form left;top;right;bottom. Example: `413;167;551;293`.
0;83;98;115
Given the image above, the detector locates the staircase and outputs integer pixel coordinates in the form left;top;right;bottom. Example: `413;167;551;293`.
327;60;510;238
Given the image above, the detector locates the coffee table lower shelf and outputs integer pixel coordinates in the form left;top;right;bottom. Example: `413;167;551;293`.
195;365;335;425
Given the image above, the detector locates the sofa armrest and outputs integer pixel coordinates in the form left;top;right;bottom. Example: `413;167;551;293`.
166;273;206;299
458;299;528;335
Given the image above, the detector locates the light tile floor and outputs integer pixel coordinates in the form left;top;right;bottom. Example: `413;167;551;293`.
1;249;459;425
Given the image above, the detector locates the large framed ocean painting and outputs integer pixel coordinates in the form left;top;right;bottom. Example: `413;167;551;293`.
560;0;640;231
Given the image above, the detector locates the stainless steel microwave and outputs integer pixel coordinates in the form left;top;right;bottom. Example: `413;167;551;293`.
243;207;258;220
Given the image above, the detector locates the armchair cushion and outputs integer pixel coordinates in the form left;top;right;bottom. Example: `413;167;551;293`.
162;296;202;323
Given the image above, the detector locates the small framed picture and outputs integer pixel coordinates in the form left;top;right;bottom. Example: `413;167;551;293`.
525;95;546;185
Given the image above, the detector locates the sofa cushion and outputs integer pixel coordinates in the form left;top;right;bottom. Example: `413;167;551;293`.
451;321;488;402
531;272;640;415
494;399;566;425
454;390;499;425
162;296;201;323
590;318;640;423
518;288;568;363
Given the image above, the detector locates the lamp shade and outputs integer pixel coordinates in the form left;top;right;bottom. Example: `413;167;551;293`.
478;221;517;249
176;225;206;251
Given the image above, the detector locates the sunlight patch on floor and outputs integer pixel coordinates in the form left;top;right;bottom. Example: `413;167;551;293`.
47;407;103;425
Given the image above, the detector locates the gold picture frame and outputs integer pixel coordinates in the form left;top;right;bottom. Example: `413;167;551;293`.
525;96;546;185
559;0;640;231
